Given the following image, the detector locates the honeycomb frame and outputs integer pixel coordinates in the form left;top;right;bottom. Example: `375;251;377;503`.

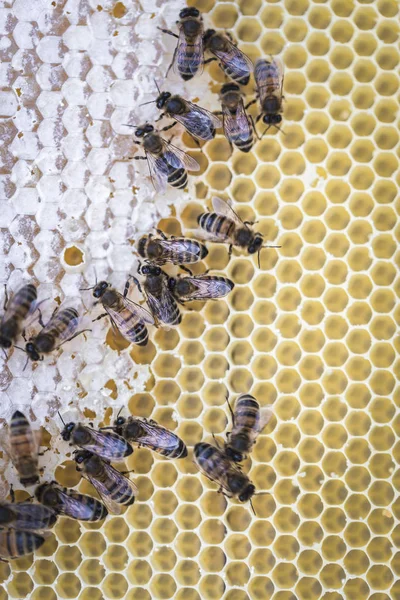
1;0;400;598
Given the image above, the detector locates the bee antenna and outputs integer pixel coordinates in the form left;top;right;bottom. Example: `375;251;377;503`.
139;100;157;107
250;498;257;517
263;245;281;249
275;125;286;135
58;412;66;426
116;406;124;419
122;124;136;128
79;286;94;291
153;79;161;94
261;124;271;138
13;345;26;353
22;356;30;372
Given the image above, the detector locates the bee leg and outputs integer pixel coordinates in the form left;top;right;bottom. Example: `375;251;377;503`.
132;156;147;161
228;245;233;259
120;469;135;475
92;313;108;322
9;484;15;503
160;121;178;133
245;99;257;110
179;265;193;275
128;275;142;294
155;229;168;240
243;220;258;226
212;433;223;450
155;112;167;123
204;57;217;65
157;27;179;39
37;306;45;328
53;328;92;350
249;115;260;141
3;284;8;311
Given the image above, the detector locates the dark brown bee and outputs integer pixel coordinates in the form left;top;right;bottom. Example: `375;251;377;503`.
253;57;285;134
60;417;133;462
24;307;89;363
8;411;40;487
219;83;255;153
132;123;200;193
105;414;187;459
225;394;273;463
151;87;222;142
197;196;280;266
0;530;46;560
0;284;37;350
203;29;253;85
0;502;57;531
138;230;208;268
158;7;204;81
132;263;181;327
169;274;234;303
194;442;255;503
85;280;154;346
74;450;138;515
35;482;108;522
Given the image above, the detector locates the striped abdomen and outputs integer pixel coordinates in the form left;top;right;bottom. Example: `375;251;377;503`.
157;437;187;459
101;471;135;508
231;394;260;452
230;126;253;153
109;296;148;346
167;164;187;189
34;307;79;353
178;40;203;81
194;442;230;484
9;411;39;486
59;488;108;521
221;63;250;86
198;212;235;241
0;530;45;559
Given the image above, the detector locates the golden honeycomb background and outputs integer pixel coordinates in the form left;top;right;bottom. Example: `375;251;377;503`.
1;0;400;598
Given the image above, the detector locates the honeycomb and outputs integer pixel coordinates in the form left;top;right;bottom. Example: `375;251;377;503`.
0;0;399;598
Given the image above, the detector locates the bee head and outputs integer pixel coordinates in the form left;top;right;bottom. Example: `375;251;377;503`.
225;446;244;463
74;449;92;465
248;234;263;254
25;342;40;362
93;280;109;298
156;91;171;110
142;264;161;276
115;416;126;427
180;7;200;18
135;123;154;137
0;505;14;524
35;484;58;506
263;114;282;125
239;484;256;503
0;337;11;349
61;422;76;441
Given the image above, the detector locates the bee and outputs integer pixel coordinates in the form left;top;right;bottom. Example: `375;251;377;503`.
203;29;253;86
60;416;133;462
225;394;273;463
132;263;181;327
0;530;46;560
0;502;57;532
104;413;187;459
158;7;204;81
169;273;234;303
8;411;40;487
197;196;280;266
0;283;37;350
24;307;89;363
84;279;154;347
74;450;138;515
253;57;285;134
149;84;222;142
219;83;255;153
194;442;255;503
35;482;108;522
131;123;200;194
138;230;208;269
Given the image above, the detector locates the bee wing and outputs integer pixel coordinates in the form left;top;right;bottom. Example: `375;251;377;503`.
222;100;253;143
211;196;246;228
6;421;39;471
79;427;132;461
259;405;274;432
134;420;179;452
39;308;79;344
178;276;233;300
84;473;124;515
145;275;180;325
174;24;204;78
55;487;105;520
255;58;284;101
191;228;227;244
103;294;155;333
157;238;205;263
212;37;253;82
144;150;168;194
8;503;56;532
162;139;200;172
173;101;222;141
122;297;155;325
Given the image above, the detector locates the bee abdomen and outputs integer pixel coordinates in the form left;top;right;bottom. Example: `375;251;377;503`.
223;65;250;86
1;530;45;559
127;322;148;346
168;168;187;189
232;132;254;153
162;438;188;459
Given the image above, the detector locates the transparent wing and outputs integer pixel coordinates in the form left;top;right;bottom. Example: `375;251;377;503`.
222;100;253;143
192;228;226;243
135;420;180;452
162;139;200;172
174;25;204;78
39;308;79;344
144;150;168;194
9;503;56;532
56;488;105;520
178;276;233;300
78;427;131;461
255;58;283;102
211;196;246;228
259;405;274;432
212;38;253;81
145;275;179;325
85;473;124;515
173;101;222;141
85;463;138;516
123;296;155;325
103;293;154;334
158;238;205;262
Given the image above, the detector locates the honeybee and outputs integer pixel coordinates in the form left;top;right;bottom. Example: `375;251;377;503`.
8;411;40;487
60;417;133;462
131;123;200;193
0;502;57;532
0;283;37;350
104;414;187;459
36;482;108;522
85;280;154;347
158;7;204;81
138;230;208;269
169;273;234;303
203;29;253;86
150;85;222;142
197;196;280;266
194;442;255;503
225;394;273;463
0;530;46;560
133;263;181;327
74;450;138;515
24;307;89;363
254;57;285;134
219;83;255;153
